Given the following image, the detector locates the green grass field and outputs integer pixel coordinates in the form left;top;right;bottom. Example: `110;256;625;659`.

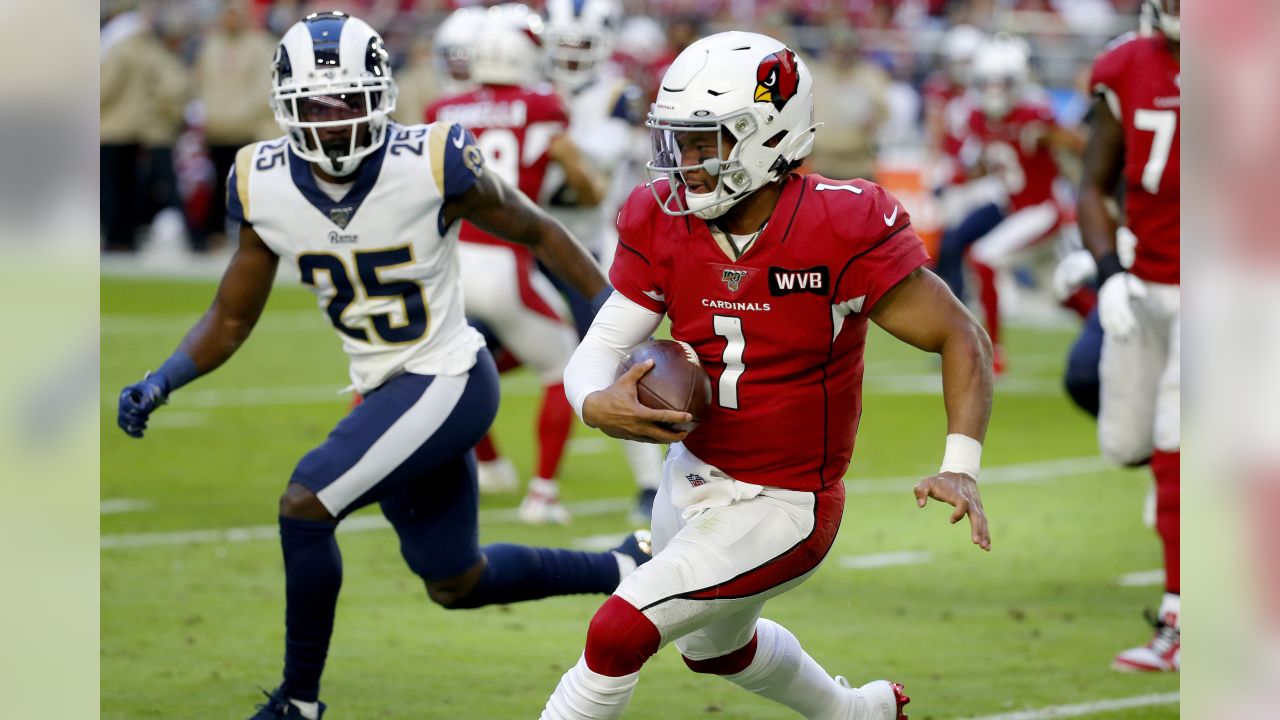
101;277;1179;719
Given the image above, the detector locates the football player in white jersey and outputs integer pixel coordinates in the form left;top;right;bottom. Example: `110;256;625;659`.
115;13;655;720
542;0;665;523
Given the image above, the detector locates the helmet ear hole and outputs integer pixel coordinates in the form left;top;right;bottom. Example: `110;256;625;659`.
763;131;786;149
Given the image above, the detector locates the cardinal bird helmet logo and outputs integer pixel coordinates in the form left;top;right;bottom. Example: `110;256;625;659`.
754;48;800;111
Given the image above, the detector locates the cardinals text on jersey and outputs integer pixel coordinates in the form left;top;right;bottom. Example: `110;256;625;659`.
610;174;930;491
227;121;488;392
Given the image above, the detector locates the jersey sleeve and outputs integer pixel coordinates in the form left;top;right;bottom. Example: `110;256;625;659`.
1089;35;1134;118
226;143;255;225
830;182;930;312
609;185;667;314
429;122;484;202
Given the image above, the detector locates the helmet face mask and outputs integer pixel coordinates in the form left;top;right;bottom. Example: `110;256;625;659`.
644;32;818;220
972;34;1029;120
1145;0;1180;41
271;12;398;178
543;0;620;90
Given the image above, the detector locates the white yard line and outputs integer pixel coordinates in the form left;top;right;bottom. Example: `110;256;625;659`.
844;456;1110;494
954;692;1179;720
102;498;632;550
100;499;154;515
837;551;932;570
101;457;1114;550
1117;569;1165;587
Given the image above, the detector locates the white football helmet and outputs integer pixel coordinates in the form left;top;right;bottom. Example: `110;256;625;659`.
270;11;397;177
543;0;622;91
972;34;1030;120
434;6;486;94
1145;0;1180;41
646;31;818;220
942;24;985;86
470;3;546;86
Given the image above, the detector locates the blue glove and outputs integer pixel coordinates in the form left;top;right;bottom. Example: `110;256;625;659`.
118;373;171;438
117;352;198;439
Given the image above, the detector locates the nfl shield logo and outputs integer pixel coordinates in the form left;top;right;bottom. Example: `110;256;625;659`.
721;269;748;293
329;206;354;229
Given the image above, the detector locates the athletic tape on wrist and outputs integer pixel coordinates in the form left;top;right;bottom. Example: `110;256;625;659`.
939;434;982;480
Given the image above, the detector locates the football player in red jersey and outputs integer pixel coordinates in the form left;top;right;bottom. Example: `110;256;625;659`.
426;4;608;524
936;34;1086;373
539;32;993;720
1079;0;1181;673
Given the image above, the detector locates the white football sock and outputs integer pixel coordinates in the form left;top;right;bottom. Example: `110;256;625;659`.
288;698;320;720
541;654;639;720
1160;592;1181;626
724;619;851;720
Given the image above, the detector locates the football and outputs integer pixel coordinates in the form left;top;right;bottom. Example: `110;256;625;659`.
617;339;713;433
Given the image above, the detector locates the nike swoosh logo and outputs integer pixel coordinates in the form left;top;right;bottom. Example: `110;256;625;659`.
883;206;899;226
452;129;465;149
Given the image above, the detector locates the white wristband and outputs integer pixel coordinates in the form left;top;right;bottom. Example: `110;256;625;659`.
939;434;982;480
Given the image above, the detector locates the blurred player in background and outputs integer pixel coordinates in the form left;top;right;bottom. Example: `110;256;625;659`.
542;0;665;523
936;34;1086;374
426;3;608;525
540;31;993;719
116;13;650;718
1079;0;1181;673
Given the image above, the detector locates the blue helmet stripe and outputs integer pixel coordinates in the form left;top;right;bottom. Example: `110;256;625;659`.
572;0;587;17
304;12;348;68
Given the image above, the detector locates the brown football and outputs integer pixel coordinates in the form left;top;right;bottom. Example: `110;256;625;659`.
617;339;712;433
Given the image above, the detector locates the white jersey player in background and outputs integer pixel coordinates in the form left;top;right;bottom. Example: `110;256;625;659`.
542;0;665;523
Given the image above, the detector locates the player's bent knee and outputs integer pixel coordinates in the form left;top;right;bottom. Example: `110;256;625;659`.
584;596;660;677
424;559;487;610
682;636;758;676
278;483;334;521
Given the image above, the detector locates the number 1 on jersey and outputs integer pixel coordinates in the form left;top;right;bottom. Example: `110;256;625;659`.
712;315;745;410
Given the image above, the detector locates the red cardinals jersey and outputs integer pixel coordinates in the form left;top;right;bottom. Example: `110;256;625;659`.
967;101;1061;211
1091;34;1181;284
611;175;930;492
426;84;569;249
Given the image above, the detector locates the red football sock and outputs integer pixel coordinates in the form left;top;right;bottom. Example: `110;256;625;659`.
474;433;499;463
537;383;573;480
971;260;1001;346
1151;449;1180;593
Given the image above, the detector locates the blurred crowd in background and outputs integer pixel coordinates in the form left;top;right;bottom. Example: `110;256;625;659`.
100;0;1137;255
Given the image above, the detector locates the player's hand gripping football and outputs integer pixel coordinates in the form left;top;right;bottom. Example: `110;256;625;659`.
582;360;693;444
117;374;171;439
914;472;991;551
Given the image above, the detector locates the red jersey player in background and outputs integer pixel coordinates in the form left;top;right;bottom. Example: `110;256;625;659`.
426;3;607;524
539;31;993;720
1079;0;1181;673
935;34;1085;374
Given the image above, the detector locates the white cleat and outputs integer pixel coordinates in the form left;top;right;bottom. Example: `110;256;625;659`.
835;677;909;720
476;457;519;494
518;478;572;525
1113;608;1180;672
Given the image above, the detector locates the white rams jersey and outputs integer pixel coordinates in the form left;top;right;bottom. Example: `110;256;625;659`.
545;73;645;257
227;121;488;393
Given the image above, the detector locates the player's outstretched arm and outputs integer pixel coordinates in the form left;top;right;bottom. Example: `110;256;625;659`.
444;170;608;303
870;268;993;550
117;224;279;438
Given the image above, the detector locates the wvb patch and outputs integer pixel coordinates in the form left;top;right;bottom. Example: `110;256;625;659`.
769;266;829;296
